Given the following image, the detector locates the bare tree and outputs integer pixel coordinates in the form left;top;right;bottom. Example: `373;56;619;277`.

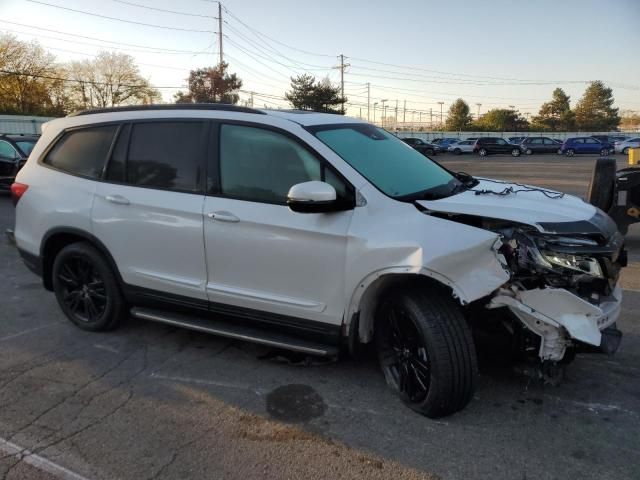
66;52;160;110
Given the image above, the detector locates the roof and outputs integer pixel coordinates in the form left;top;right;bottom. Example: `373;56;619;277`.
259;109;366;127
0;134;39;140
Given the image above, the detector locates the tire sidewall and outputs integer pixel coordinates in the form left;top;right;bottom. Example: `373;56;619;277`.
52;243;122;331
479;148;487;156
511;148;521;157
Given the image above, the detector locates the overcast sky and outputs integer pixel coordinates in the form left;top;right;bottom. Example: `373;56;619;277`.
1;0;639;118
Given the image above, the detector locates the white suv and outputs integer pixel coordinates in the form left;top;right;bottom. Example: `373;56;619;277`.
11;105;626;417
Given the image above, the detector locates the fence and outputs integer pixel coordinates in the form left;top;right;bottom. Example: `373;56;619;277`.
0;115;58;135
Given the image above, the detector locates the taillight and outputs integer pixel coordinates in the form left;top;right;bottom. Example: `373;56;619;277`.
10;182;28;206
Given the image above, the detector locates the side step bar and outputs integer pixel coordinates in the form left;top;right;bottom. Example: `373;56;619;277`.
130;307;339;357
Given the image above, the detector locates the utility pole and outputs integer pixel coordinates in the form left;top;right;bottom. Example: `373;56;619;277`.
249;91;254;107
367;83;370;122
476;103;482;120
394;99;398;132
373;102;378;124
419;111;422;130
429;108;432;129
438;101;445;132
380;99;388;128
336;54;350;115
217;2;224;66
403;100;406;127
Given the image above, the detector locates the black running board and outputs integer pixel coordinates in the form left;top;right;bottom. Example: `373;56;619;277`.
130;307;339;357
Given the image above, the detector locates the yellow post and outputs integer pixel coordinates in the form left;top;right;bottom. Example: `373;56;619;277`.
629;148;639;165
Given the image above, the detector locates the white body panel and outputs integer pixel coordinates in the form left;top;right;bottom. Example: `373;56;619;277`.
92;183;207;299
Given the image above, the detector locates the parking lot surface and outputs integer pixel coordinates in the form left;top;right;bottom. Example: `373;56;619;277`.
0;153;639;480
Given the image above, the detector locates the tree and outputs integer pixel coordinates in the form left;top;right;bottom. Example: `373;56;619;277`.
472;108;529;131
0;34;64;115
574;81;620;131
445;98;473;131
285;74;345;114
531;88;575;131
66;52;160;110
174;62;242;104
620;110;640;131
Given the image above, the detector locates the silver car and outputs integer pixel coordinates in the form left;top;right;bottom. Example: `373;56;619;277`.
614;137;640;155
447;139;476;155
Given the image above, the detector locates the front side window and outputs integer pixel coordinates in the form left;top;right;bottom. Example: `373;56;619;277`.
220;124;341;204
311;124;456;200
44;126;117;178
585;138;598;144
0;141;18;160
495;138;508;145
125;122;205;192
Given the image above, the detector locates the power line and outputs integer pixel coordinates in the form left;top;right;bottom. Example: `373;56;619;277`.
111;0;217;18
24;0;214;33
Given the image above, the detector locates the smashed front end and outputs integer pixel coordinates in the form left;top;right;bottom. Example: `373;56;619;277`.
436;208;626;372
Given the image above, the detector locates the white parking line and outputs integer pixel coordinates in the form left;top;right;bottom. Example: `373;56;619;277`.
0;437;90;480
0;323;60;343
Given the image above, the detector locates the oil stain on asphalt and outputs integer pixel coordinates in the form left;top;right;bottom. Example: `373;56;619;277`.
266;384;327;422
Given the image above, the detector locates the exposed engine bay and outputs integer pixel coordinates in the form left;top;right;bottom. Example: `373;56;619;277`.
428;208;627;377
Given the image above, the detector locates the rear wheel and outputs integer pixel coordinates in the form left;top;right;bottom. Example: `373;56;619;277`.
587;157;617;212
478;148;488;156
565;149;575;157
376;286;477;418
52;242;126;331
622;147;629;155
511;148;521;157
525;148;532;155
600;148;610;157
453;148;461;155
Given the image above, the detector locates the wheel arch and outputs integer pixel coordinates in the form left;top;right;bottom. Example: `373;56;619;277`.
345;269;464;348
40;227;123;291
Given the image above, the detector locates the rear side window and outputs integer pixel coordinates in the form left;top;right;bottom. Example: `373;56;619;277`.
44;126;117;178
112;121;205;192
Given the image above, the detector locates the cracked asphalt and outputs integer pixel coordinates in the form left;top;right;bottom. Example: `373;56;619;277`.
1;153;639;480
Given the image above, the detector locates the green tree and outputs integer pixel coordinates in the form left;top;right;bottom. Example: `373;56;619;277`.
445;98;473;131
285;74;345;114
574;81;620;131
531;88;575;131
174;62;242;104
472;108;529;131
620;110;640;131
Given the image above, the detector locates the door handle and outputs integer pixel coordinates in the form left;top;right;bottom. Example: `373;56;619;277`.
105;194;130;205
207;211;239;223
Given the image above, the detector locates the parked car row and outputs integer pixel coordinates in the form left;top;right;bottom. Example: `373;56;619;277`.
402;134;638;157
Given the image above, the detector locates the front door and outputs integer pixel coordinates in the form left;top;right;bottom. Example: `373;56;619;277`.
203;123;354;327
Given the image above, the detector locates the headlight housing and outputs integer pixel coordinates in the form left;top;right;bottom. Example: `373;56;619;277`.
540;251;603;277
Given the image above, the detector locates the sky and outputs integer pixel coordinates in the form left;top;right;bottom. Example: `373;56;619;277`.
1;0;639;122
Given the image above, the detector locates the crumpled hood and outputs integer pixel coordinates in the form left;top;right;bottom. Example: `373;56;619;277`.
417;178;605;234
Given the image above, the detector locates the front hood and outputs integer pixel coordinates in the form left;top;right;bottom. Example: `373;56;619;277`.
417;178;616;236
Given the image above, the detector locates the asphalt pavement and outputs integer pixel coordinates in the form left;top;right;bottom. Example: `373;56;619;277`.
0;153;639;480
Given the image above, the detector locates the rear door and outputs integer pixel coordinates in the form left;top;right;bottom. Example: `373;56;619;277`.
202;122;354;328
583;137;600;153
92;120;209;301
494;138;510;153
542;138;557;153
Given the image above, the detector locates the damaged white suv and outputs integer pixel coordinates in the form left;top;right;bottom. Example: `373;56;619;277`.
12;105;626;418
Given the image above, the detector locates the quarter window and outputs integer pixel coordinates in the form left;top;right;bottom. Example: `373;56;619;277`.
219;124;345;204
44;126;117;178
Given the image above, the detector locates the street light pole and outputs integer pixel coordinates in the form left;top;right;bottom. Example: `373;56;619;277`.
380;99;388;128
373;102;378;124
476;103;482;121
438;101;444;131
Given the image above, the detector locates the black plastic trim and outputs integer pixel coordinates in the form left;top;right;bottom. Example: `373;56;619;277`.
17;248;42;277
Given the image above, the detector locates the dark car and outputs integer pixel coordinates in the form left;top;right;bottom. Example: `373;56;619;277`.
402;137;437;155
0;134;38;190
559;137;612;156
591;135;625;145
473;137;522;157
508;136;527;144
520;136;562;154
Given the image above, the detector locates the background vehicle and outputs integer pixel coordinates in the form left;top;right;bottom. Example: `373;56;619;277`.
434;138;460;151
448;139;475;155
520;136;562;154
402;137;437;155
508;136;527;144
0;134;38;190
560;137;612;156
473;137;522;156
614;137;640;155
591;135;626;146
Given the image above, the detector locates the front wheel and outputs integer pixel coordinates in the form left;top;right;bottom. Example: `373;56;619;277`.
376;286;478;418
622;147;629;155
525;148;532;155
565;149;575;157
478;148;488;156
52;242;126;331
453;148;461;155
600;148;610;157
511;148;521;157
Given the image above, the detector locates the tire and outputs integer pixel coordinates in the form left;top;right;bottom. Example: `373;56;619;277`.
565;149;575;157
453;148;461;155
511;148;521;157
622;147;629;155
52;242;126;332
525;148;532;155
426;148;435;156
587;157;617;213
375;286;478;418
478;148;487;157
600;148;609;157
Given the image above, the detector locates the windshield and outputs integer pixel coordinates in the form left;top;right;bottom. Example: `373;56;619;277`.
310;124;457;200
15;140;36;156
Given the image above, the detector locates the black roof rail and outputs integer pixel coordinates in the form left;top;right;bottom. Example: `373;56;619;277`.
68;103;266;117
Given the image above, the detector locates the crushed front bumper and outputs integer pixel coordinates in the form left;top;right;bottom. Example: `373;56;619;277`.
489;285;622;361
